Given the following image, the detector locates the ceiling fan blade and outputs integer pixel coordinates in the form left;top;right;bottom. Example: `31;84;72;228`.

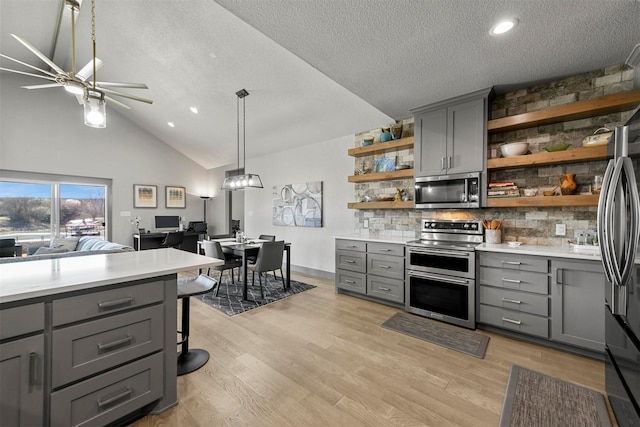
100;87;153;104
11;34;65;74
75;93;84;105
21;83;63;90
0;67;57;81
76;58;104;81
95;81;149;89
0;54;59;78
104;95;131;110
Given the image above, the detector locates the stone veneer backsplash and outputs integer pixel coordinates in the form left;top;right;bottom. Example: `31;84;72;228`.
353;64;637;245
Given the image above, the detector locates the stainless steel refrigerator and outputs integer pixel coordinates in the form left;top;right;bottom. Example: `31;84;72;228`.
598;105;640;426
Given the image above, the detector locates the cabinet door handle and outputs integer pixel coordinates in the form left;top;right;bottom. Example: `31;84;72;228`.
447;156;452;169
556;268;563;284
503;261;521;265
377;265;391;269
97;388;132;409
344;279;355;284
29;352;37;388
378;287;391;292
501;298;522;304
502;317;522;325
344;260;355;264
98;297;133;310
502;278;521;284
441;157;446;170
98;335;133;352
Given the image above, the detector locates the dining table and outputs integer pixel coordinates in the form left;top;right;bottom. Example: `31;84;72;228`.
197;238;291;301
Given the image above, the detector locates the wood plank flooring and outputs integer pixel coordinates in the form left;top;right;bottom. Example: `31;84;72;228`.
131;271;611;427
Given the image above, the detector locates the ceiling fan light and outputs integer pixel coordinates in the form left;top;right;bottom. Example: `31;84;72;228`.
64;81;85;95
84;89;106;128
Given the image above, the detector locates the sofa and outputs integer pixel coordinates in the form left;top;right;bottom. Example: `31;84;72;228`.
0;236;134;264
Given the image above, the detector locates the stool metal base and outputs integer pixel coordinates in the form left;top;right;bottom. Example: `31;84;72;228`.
177;349;210;376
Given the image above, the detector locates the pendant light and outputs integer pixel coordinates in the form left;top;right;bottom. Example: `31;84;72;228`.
221;89;263;190
83;0;106;128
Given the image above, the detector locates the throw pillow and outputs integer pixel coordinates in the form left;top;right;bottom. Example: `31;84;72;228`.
50;236;80;252
34;247;68;255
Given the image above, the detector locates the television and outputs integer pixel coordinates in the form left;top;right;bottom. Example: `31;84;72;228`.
187;221;207;233
154;215;180;231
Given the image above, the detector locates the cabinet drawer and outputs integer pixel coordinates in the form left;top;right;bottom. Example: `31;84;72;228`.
50;352;163;427
52;280;164;326
0;303;44;340
367;254;404;280
478;267;549;295
478;252;548;273
52;304;164;388
336;250;366;273
479;286;549;317
336;270;366;294
367;242;404;257
479;304;549;338
367;276;404;304
336;239;366;252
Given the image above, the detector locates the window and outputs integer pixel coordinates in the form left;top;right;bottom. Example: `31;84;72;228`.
0;171;111;251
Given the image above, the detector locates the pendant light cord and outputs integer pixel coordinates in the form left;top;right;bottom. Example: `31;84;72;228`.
70;4;76;75
91;0;96;89
236;94;240;175
243;93;246;176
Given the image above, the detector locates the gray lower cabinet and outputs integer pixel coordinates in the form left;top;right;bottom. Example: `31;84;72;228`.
551;258;605;352
477;252;550;339
335;239;405;305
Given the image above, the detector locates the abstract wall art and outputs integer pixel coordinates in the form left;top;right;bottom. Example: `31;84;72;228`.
272;181;323;227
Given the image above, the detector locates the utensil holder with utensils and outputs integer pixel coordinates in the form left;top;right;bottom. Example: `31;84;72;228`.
483;219;503;244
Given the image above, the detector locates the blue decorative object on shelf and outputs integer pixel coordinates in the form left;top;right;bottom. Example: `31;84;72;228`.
380;127;391;143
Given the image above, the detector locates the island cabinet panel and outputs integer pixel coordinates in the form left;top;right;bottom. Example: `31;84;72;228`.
0;302;44;340
551;258;605;353
0;334;45;427
335;239;405;306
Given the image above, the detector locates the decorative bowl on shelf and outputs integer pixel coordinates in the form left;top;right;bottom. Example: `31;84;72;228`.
543;143;571;152
361;136;374;146
501;142;529;157
522;188;537;197
582;127;612;147
507;241;522;248
395;164;411;170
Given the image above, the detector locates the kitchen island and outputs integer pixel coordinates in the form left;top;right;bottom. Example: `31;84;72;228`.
0;248;223;427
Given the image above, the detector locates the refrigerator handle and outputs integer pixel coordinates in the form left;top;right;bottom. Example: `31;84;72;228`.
619;158;640;291
598;159;617;283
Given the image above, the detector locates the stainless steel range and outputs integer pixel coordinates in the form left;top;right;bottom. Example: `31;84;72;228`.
406;219;483;329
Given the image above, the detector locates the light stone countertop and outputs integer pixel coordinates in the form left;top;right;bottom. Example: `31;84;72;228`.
334;235;415;245
0;248;223;304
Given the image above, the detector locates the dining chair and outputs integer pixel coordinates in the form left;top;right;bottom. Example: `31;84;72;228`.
246;234;276;265
248;240;285;299
160;231;184;249
201;240;242;296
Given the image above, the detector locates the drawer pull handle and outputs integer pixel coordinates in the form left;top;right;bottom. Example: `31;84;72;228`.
502;317;522;325
97;388;132;409
378;287;391;291
380;249;393;252
98;297;133;310
501;298;522;304
98;335;133;352
378;265;391;269
502;278;521;284
503;261;521;265
344;260;356;264
344;279;355;284
29;352;37;388
347;245;359;248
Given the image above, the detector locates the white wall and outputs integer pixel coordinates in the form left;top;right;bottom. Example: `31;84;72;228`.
0;73;209;246
239;135;356;274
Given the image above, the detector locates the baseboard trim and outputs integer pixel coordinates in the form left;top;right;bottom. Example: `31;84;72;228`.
290;264;334;280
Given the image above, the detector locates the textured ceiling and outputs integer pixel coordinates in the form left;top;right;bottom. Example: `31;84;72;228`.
2;0;639;169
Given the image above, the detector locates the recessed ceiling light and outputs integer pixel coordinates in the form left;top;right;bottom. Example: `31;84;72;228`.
490;18;518;36
190;107;198;114
167;122;175;128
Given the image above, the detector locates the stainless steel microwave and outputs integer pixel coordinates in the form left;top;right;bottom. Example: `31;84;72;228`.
414;172;481;209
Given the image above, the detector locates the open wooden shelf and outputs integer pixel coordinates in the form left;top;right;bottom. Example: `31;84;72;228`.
486;194;600;208
348;169;414;183
347;200;414;209
347;137;414;158
487;90;640;134
487;145;608;170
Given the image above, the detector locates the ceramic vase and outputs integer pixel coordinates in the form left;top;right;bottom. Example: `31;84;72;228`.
559;173;577;195
380;127;391;143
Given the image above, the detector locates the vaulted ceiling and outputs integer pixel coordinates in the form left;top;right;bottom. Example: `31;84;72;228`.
2;0;639;169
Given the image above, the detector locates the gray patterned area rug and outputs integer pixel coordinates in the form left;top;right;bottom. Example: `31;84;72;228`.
381;312;489;358
500;365;612;427
193;273;316;316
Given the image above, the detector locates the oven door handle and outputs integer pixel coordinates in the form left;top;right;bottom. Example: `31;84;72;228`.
408;248;470;258
408;270;470;285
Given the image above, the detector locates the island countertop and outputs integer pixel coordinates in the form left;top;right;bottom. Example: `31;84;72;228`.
0;248;223;304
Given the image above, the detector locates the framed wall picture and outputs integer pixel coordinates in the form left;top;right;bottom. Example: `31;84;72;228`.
133;184;157;208
166;185;186;208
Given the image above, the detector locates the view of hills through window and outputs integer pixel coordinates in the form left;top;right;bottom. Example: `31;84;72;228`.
0;181;107;249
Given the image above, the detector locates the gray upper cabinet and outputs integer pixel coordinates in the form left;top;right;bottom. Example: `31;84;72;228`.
551;258;605;352
412;88;493;177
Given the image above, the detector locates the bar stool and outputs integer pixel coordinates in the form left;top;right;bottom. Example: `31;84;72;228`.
177;274;217;376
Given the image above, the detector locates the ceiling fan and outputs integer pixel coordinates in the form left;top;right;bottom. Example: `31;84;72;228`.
0;0;152;122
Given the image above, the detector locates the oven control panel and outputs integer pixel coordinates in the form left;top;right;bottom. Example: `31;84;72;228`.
421;219;482;234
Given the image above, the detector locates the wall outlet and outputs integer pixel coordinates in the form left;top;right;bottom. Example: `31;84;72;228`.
555;224;566;236
363;219;369;228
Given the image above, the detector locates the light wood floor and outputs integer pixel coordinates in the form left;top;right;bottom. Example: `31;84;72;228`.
131;271;611;427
